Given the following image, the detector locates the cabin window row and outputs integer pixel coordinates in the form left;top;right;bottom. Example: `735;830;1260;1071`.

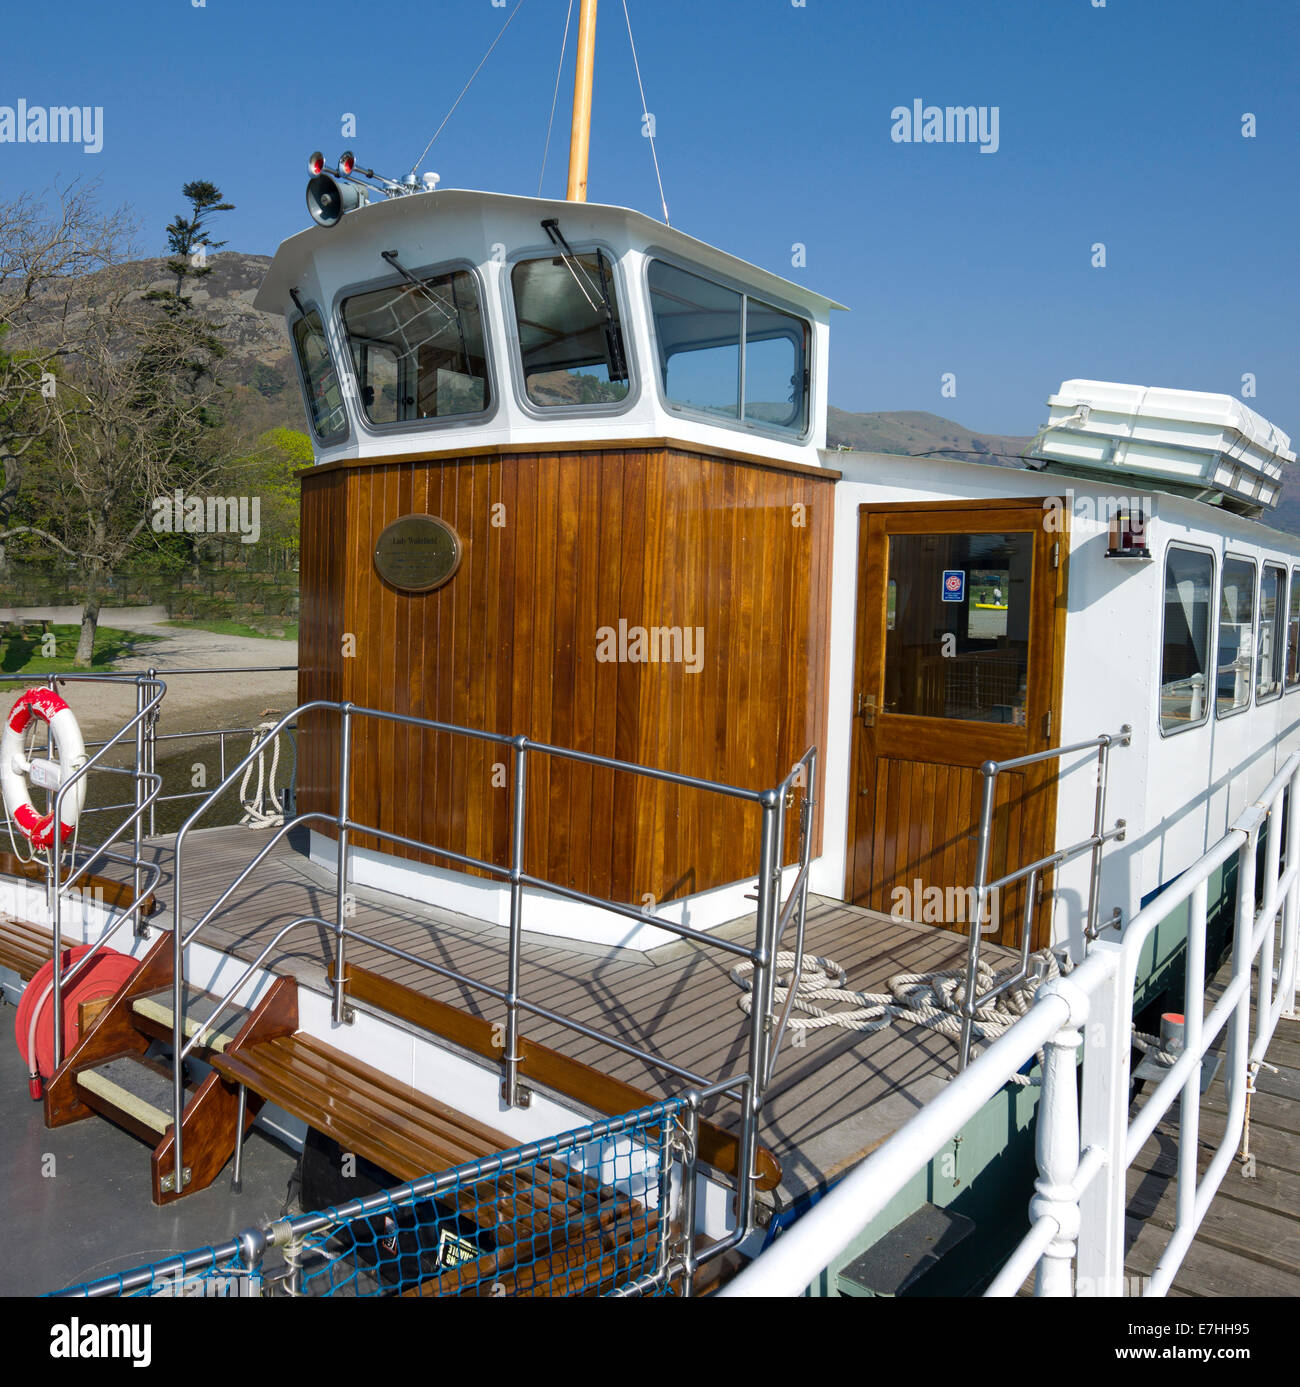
288;254;813;448
1159;545;1300;735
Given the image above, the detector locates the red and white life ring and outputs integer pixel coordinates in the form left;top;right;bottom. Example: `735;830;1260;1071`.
1;688;87;849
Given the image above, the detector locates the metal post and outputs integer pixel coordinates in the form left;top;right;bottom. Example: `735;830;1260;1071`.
1282;768;1300;1022
1031;988;1087;1296
1258;802;1282;1035
232;1083;248;1194
1075;938;1129;1295
1175;878;1208;1237
147;668;158;837
132;676;146;934
502;737;529;1107
677;1092;701;1298
1086;735;1113;943
332;704;353;1027
959;763;999;1069
738;791;780;1236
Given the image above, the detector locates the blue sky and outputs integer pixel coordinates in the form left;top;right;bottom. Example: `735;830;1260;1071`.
1;0;1297;437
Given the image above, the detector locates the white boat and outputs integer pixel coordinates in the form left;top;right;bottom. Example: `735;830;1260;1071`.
2;0;1297;1305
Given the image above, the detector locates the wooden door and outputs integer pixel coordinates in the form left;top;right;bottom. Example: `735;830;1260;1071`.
846;499;1068;949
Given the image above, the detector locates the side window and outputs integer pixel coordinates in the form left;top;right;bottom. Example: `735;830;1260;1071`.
342;267;491;426
1288;567;1300;690
1216;556;1256;718
648;260;810;435
510;251;630;408
291;309;348;444
1160;546;1213;734
1257;564;1286;703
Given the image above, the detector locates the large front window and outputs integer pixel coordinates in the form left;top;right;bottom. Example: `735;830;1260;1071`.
647;260;809;436
342;267;491;426
510;252;630;408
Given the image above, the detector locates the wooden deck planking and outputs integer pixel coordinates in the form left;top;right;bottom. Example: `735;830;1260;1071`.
120;825;1010;1202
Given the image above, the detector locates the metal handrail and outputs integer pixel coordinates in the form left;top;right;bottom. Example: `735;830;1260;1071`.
723;748;1300;1298
957;725;1132;1068
167;695;817;1242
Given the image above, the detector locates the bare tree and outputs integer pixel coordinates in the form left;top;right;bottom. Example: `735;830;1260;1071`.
4;264;230;662
0;182;134;530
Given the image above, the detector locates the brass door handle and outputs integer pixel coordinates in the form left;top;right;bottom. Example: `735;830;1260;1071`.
857;692;877;728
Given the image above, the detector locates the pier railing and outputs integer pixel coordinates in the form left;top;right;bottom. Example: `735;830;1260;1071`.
168;698;817;1257
722;749;1300;1297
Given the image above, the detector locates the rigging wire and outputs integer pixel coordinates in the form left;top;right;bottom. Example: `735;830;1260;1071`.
538;0;576;196
621;0;669;224
410;0;531;176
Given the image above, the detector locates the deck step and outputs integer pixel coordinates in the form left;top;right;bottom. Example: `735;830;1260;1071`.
76;1055;179;1142
131;986;251;1055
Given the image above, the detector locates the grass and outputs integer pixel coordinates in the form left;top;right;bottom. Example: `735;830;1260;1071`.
163;618;297;641
0;623;165;675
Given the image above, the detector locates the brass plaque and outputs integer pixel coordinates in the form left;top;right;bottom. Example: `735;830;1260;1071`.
373;514;463;593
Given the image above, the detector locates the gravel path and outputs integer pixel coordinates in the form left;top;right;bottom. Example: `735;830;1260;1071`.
2;609;299;740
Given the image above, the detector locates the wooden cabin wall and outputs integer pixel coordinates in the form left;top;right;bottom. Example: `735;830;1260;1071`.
297;443;834;909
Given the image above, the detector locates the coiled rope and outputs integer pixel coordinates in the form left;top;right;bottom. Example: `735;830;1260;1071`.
732;948;1068;1084
238;722;292;830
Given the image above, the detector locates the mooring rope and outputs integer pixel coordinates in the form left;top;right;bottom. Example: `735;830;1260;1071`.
732;948;1068;1084
238;722;288;830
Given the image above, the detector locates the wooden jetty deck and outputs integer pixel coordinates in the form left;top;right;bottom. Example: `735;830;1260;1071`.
1123;958;1300;1297
104;824;1012;1208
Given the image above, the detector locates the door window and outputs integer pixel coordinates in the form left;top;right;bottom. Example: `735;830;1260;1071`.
883;532;1033;724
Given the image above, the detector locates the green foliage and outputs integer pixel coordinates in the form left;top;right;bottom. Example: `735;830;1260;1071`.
0;624;164;674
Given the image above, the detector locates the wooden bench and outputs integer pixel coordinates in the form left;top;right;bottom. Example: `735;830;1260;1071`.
329;961;782;1192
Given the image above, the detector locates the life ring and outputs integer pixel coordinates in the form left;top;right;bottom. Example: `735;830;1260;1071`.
1;688;88;849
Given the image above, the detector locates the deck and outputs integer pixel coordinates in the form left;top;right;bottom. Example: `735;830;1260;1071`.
101;824;1009;1208
1122;961;1300;1296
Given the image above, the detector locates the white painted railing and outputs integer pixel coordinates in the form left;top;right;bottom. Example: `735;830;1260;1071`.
722;751;1300;1298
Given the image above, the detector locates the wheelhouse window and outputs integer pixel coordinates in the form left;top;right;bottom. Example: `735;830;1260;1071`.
1257;564;1286;703
341;268;491;426
1288;567;1300;690
291;309;348;444
510;252;629;408
1160;546;1213;734
1216;556;1256;718
647;260;810;436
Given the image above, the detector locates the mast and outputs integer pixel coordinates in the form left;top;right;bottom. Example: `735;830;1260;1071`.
566;0;598;202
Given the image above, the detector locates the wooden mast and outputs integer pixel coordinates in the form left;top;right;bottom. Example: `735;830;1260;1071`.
566;0;598;201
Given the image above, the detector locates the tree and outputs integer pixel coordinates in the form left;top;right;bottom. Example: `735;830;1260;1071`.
0;182;133;533
157;180;235;306
2;180;237;663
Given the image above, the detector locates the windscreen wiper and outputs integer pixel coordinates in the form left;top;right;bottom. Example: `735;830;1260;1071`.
541;219;628;385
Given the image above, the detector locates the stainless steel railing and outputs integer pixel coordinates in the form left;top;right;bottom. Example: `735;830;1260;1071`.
723;748;1300;1298
958;725;1132;1069
0;671;166;1070
168;697;817;1249
0;664;299;1071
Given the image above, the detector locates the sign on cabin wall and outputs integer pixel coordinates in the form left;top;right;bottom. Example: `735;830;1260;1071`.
373;514;463;593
